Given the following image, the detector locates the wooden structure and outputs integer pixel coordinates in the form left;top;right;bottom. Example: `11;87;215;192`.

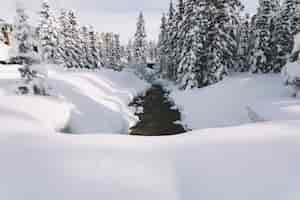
0;19;13;46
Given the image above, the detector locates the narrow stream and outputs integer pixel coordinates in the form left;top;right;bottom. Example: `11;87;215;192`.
129;84;186;136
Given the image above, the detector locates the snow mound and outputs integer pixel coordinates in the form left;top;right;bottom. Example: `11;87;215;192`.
0;120;299;200
0;96;72;131
282;61;300;82
170;73;300;130
48;67;150;133
0;42;10;61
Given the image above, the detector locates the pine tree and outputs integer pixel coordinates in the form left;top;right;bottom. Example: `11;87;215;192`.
272;0;297;72
147;41;157;63
79;25;90;68
176;0;208;89
57;9;68;65
249;0;280;73
14;4;48;95
38;0;60;63
176;0;242;89
88;26;102;69
13;4;35;60
237;14;251;72
133;12;147;64
95;32;104;64
170;0;185;80
291;0;300;35
102;32;114;67
158;13;168;75
125;40;133;64
165;1;176;79
206;0;242;82
112;34;121;67
58;10;82;68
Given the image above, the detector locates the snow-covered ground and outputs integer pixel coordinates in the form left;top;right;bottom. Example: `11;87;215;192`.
0;43;10;61
0;64;149;133
0;120;299;200
170;73;300;130
0;44;300;199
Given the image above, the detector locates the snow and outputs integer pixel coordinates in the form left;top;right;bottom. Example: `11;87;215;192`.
0;96;72;131
0;46;300;199
48;66;150;133
0;42;10;61
0;120;299;200
282;61;300;82
170;73;300;130
0;64;149;133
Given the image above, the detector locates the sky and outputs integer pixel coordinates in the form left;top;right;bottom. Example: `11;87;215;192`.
0;0;258;44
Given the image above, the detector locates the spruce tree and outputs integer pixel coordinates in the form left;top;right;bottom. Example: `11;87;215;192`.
147;41;157;63
249;0;280;73
125;40;133;64
237;14;251;72
176;0;242;89
176;0;208;89
206;0;242;82
58;10;82;68
112;34;121;67
165;1;176;79
158;13;168;76
38;0;60;64
102;33;114;67
272;0;297;72
88;26;102;69
291;0;300;35
79;25;90;68
13;4;35;59
170;0;185;80
133;12;147;64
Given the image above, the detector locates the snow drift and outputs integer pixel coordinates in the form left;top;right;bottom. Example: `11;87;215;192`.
0;64;150;133
170;73;300;130
0;120;299;200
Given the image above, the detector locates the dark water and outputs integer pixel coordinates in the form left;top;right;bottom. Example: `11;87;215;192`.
129;84;186;136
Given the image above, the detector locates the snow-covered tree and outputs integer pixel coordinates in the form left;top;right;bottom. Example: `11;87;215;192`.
176;0;242;89
176;0;208;89
147;41;158;63
17;65;48;95
158;13;168;76
102;32;114;67
291;0;300;35
58;9;82;68
133;12;147;64
37;0;60;63
88;26;102;69
112;34;121;68
236;14;251;72
125;39;134;64
170;0;185;80
271;0;300;72
13;4;36;61
206;0;242;83
165;0;176;79
13;4;48;95
249;0;280;73
79;25;90;68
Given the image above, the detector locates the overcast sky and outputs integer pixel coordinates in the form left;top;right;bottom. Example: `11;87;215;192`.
0;0;258;43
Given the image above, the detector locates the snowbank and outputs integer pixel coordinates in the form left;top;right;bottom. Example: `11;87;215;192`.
0;42;10;61
0;96;72;131
48;67;150;133
0;64;150;134
0;120;299;200
170;73;300;130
